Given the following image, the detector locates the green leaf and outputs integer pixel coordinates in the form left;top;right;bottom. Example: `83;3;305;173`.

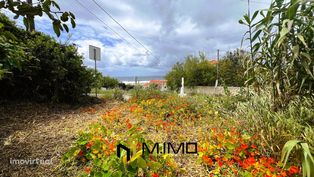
244;14;251;24
69;12;76;19
252;11;259;22
239;19;246;25
292;45;300;59
287;0;300;19
280;140;301;167
61;12;69;22
70;18;76;28
276;27;289;46
300;143;314;163
51;1;60;10
53;21;61;37
297;34;308;48
63;24;69;33
137;157;146;168
252;30;262;42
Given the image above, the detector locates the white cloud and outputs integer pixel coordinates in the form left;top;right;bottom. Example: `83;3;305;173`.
4;0;271;76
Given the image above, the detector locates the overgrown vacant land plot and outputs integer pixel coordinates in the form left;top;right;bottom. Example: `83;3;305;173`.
0;90;312;176
56;90;309;177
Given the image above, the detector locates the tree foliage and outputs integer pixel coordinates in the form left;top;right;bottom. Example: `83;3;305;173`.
0;0;75;36
166;51;247;90
0;13;93;102
102;76;120;89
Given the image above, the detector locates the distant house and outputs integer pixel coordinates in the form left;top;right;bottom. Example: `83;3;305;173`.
143;80;167;90
209;60;218;65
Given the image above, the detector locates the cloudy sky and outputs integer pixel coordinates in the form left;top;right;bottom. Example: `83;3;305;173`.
4;0;270;77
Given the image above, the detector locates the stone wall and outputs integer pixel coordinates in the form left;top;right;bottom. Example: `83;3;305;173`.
185;86;241;95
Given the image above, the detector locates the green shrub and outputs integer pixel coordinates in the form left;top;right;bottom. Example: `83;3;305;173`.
165;50;247;90
0;13;94;102
102;76;120;89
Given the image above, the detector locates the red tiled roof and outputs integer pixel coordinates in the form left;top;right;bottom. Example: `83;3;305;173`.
143;80;167;87
149;80;167;84
209;60;218;65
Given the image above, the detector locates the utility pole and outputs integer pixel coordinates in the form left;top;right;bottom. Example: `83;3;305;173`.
26;0;35;31
215;49;220;88
94;48;98;97
247;0;252;95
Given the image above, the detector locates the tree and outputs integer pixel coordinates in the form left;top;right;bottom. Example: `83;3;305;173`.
219;49;248;87
87;68;103;90
166;51;246;90
165;62;185;90
0;0;76;36
102;76;120;89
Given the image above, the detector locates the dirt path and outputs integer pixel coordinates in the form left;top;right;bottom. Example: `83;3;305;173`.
0;100;118;177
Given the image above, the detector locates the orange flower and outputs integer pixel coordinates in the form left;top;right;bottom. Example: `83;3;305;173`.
241;144;249;150
109;142;115;151
247;157;255;165
86;142;92;149
152;172;159;177
84;166;91;173
125;119;132;129
218;161;223;167
280;171;287;177
202;156;213;166
288;166;299;174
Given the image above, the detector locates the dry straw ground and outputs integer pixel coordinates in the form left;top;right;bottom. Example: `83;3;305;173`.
0;100;118;176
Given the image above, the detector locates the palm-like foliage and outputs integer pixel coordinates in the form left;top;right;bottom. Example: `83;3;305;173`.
240;0;314;109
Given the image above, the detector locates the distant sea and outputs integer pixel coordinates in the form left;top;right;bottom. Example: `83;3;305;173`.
116;76;165;83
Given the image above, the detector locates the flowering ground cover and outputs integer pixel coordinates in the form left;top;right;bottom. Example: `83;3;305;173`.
59;91;301;176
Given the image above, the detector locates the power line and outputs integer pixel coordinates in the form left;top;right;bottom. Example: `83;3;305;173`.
91;0;153;54
75;0;146;54
77;0;161;66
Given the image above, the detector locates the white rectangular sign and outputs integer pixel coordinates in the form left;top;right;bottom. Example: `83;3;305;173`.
89;45;101;61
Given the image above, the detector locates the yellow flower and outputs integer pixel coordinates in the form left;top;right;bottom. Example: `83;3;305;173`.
102;145;106;151
92;149;99;154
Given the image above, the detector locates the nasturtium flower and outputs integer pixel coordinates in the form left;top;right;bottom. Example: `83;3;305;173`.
86;142;92;149
288;166;299;174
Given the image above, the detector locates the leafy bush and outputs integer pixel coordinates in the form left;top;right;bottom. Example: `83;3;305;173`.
102;76;120;89
165;51;247;90
0;13;94;102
